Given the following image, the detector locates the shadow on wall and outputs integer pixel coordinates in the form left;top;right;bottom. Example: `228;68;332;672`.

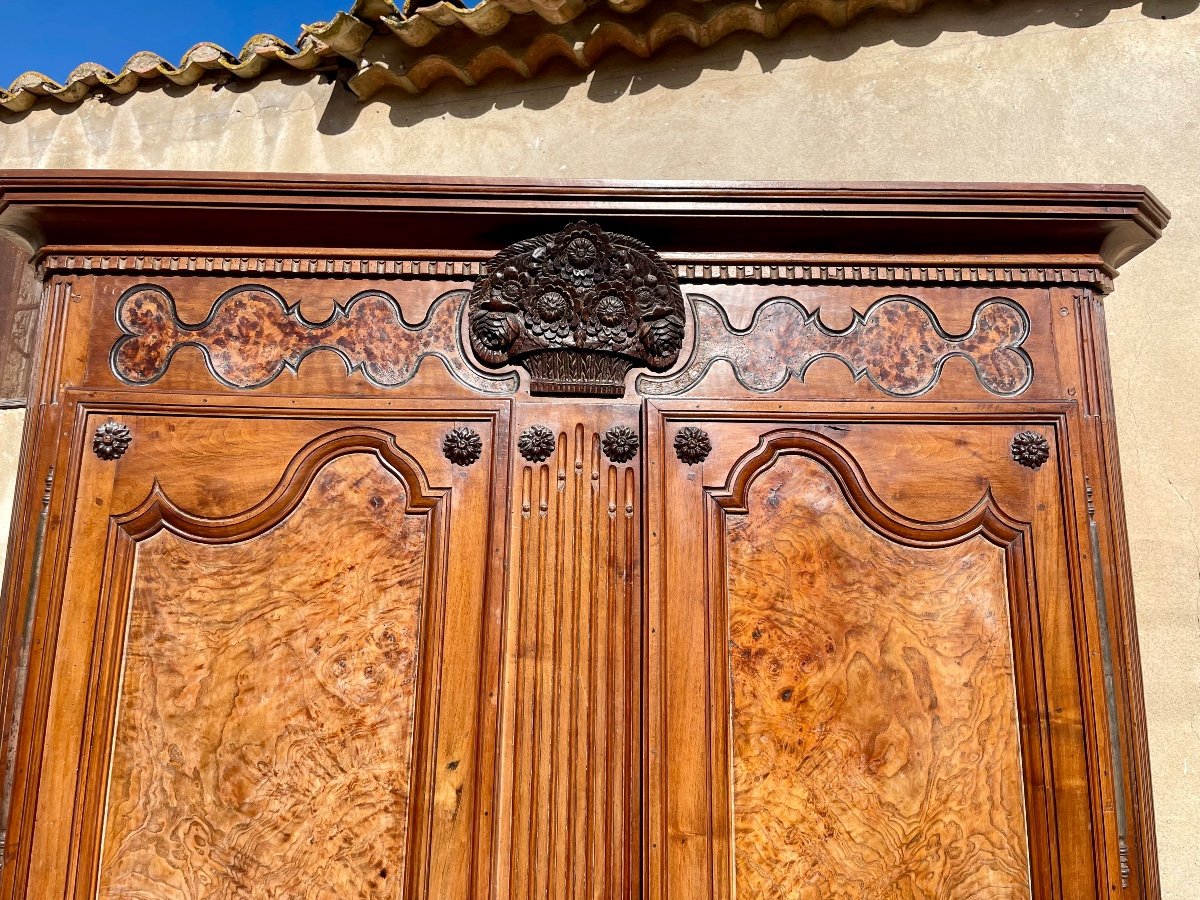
313;0;1200;131
1;0;1195;132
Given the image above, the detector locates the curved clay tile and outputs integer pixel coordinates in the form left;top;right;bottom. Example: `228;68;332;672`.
0;16;372;113
1;0;937;109
349;0;932;97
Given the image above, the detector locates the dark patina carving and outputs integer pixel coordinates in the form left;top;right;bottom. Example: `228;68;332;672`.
468;221;686;396
674;426;712;465
442;426;483;467
93;420;132;460
1011;430;1050;469
518;424;557;463
602;425;640;463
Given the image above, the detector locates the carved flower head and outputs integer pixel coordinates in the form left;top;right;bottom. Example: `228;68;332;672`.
631;273;671;315
485;266;528;310
548;222;615;287
582;283;637;349
524;278;575;342
602;425;640;463
93;420;132;461
442;426;483;467
674;426;712;465
1011;430;1050;469
518;424;557;463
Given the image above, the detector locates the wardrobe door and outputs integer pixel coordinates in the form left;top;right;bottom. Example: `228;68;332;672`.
17;406;507;900
645;403;1101;900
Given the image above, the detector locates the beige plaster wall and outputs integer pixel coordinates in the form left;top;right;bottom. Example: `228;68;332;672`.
1;0;1198;892
0;409;22;582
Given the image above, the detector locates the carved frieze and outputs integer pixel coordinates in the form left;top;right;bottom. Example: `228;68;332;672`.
43;253;1114;294
638;295;1033;398
111;285;516;393
467;222;686;396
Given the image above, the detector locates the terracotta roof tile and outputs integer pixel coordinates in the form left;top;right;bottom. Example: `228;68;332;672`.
0;13;372;112
1;0;931;110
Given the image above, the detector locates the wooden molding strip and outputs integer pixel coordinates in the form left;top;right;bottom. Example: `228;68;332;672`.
37;251;1115;291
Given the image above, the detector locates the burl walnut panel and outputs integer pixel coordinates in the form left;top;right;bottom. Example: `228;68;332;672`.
639;295;1031;398
98;454;427;898
111;284;516;393
725;455;1030;897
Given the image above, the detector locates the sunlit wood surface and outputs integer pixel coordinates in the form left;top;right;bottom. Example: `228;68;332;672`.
726;455;1031;898
98;454;427;898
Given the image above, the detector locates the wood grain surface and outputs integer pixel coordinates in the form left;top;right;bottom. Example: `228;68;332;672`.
501;408;640;900
0;178;1162;899
725;454;1031;898
638;295;1031;398
112;284;515;393
97;453;428;898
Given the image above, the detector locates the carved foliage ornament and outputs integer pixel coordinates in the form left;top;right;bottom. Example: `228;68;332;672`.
518;424;557;463
602;425;640;464
93;420;132;460
468;222;686;396
1011;430;1050;469
443;426;483;467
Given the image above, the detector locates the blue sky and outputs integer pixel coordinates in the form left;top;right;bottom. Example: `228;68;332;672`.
1;1;344;87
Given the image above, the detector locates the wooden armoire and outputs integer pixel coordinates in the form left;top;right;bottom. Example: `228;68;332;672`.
0;173;1167;899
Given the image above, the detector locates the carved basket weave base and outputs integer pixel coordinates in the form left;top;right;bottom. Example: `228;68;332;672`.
524;349;634;397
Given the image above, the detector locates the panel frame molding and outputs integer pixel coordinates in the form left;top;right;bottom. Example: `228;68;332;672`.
710;427;1048;898
1;396;512;900
76;427;447;899
643;400;1110;900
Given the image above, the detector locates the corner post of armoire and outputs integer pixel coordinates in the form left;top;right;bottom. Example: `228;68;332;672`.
1071;281;1162;899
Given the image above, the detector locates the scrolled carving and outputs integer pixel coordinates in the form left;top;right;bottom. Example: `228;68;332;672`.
93;420;132;460
518;424;557;463
1011;430;1050;469
637;295;1032;398
674;426;712;465
468;221;686;396
112;285;517;394
442;426;483;467
602;425;640;464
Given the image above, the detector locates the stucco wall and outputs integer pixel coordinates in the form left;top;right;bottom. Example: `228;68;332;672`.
2;0;1198;892
0;408;22;582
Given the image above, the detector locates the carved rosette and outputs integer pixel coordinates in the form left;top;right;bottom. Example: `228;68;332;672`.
442;426;483;467
1011;430;1050;469
93;420;132;460
468;221;686;396
518;424;557;463
602;425;640;463
674;426;712;465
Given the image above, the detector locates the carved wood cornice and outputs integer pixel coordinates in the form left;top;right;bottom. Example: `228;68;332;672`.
36;250;1116;292
0;174;1168;282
